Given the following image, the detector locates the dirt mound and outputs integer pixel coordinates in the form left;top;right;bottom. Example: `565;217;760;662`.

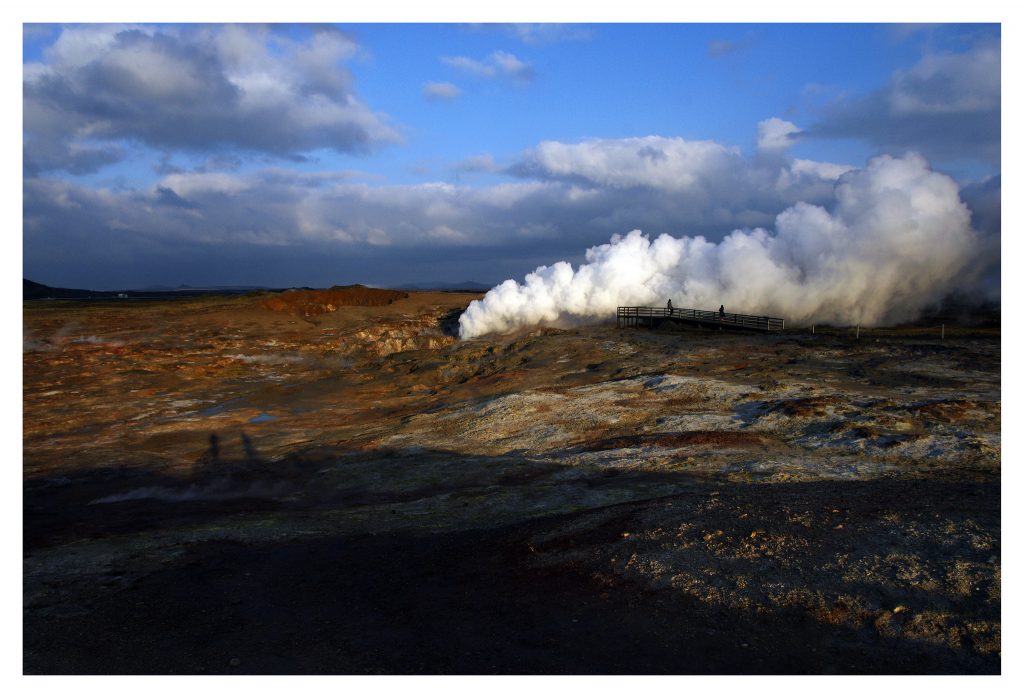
261;285;408;316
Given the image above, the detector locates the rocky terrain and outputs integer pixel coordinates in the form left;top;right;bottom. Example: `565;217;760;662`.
23;291;1000;673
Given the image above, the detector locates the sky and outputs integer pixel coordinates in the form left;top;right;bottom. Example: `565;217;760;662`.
22;21;1001;290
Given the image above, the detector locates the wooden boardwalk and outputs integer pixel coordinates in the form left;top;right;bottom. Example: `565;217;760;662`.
617;306;785;333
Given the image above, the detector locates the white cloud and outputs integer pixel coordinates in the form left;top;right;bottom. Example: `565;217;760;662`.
24;123;996;295
441;51;534;81
889;43;1000;115
441;55;496;77
515;136;742;191
25;127;869;261
811;38;1000;165
490;50;534;80
757;117;801;152
158;172;251;197
23;24;400;175
788;158;854;181
422;81;463;102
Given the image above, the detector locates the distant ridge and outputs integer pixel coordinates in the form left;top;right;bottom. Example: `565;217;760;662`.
25;278;493;301
138;284;273;292
398;280;492;292
24;279;117;300
23;278;280;300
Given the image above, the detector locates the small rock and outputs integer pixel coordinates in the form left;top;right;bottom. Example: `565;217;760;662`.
229;657;241;667
893;606;907;614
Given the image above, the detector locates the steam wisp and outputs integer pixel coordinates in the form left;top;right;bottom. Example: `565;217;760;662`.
459;154;985;338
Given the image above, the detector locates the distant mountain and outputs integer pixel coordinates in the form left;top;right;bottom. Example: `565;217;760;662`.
25;278;488;300
24;279;119;300
398;281;493;292
138;284;274;292
24;279;281;300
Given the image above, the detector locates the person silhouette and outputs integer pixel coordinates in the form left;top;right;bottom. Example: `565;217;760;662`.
719;305;725;321
667;299;673;314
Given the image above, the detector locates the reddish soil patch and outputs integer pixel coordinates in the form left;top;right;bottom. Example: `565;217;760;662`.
908;399;975;423
261;285;408;316
584;430;769;451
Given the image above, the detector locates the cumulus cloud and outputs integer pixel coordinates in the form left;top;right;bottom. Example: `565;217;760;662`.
422;81;462;102
810;40;1000;165
24;128;872;287
26;128;994;297
441;50;534;81
23;24;400;175
458;153;990;337
24;172;581;287
507;134;853;222
757;118;801;153
511;136;741;191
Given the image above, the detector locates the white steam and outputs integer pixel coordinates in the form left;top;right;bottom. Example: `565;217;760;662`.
459;153;984;338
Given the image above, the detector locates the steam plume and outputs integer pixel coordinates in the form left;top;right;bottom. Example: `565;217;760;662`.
459;154;986;338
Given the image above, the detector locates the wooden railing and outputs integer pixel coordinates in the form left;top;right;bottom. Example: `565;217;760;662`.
617;306;785;332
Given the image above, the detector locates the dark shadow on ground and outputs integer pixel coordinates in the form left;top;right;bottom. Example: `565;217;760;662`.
24;512;998;675
24;445;1000;674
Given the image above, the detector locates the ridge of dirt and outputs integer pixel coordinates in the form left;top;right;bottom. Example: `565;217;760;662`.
260;285;408;316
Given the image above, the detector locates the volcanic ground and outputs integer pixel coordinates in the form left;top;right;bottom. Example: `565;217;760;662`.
23;291;1000;674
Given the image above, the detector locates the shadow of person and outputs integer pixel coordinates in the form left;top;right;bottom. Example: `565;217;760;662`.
208;433;221;465
241;431;260;464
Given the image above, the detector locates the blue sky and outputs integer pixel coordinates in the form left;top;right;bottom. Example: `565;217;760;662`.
22;22;1001;289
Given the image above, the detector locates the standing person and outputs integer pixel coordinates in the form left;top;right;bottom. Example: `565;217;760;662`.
719;304;725;320
667;299;673;314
